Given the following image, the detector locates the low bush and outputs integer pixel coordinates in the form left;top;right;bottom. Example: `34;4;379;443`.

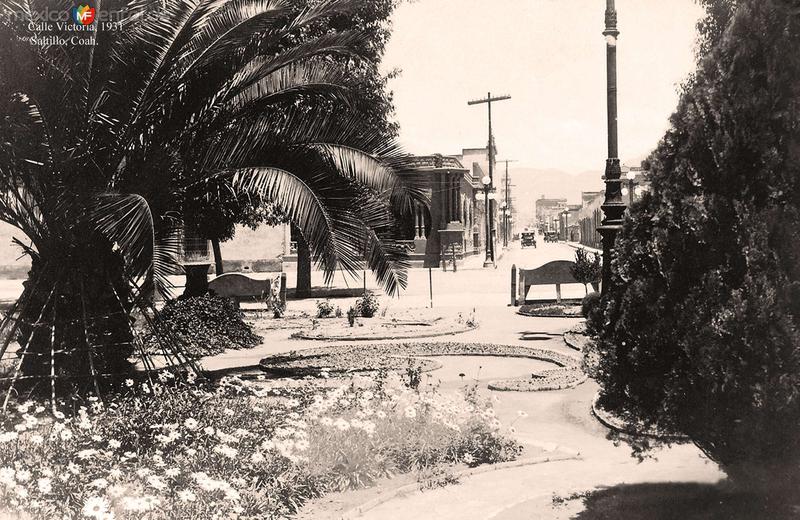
145;294;261;358
581;292;602;335
354;293;380;318
0;372;522;519
315;300;335;318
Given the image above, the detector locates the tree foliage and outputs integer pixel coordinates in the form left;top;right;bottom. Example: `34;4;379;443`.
596;0;800;491
0;0;417;394
570;249;601;294
184;0;402;246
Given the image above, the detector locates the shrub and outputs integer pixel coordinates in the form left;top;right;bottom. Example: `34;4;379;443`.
146;294;261;358
346;306;357;327
570;249;601;295
581;292;602;335
595;0;800;493
355;293;380;318
315;299;335;318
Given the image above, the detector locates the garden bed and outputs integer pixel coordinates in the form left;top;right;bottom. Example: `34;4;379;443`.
260;342;586;392
518;302;583;318
0;372;523;519
289;309;477;341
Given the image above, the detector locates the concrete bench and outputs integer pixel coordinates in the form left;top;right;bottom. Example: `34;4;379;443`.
209;273;285;309
511;261;598;305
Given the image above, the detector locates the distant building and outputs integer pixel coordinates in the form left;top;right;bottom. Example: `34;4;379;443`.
396;153;484;268
535;197;567;232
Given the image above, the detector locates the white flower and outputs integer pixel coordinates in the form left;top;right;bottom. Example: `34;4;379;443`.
67;462;80;475
203;426;215;436
89;478;109;489
30;434;44;445
404;406;417;419
334;418;350;431
15;470;30;482
213;444;238;459
250;452;265;464
177;490;196;503
53;410;66;420
147;475;167;490
463;453;475;464
0;467;16;486
82;496;111;519
223;408;234;416
165;468;180;477
124;379;134;388
108;440;121;450
77;448;98;460
91;435;102;442
16;403;30;414
36;477;52;494
376;410;387;419
183;418;199;430
320;417;334;427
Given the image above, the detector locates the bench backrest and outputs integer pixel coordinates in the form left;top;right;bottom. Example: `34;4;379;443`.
516;260;586;304
209;273;270;299
518;260;577;286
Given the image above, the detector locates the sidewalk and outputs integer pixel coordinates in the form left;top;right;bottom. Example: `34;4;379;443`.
293;310;723;520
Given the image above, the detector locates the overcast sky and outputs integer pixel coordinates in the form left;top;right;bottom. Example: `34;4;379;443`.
382;0;704;174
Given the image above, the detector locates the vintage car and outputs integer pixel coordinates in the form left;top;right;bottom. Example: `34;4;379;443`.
544;231;559;243
521;231;536;248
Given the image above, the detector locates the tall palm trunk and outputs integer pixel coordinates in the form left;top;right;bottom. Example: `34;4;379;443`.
296;233;312;298
211;238;224;275
13;232;135;396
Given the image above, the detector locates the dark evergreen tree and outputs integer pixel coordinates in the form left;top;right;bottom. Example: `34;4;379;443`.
596;0;800;494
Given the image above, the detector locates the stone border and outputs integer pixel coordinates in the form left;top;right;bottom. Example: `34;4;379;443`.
591;393;688;441
259;342;586;393
563;326;593;353
339;451;582;520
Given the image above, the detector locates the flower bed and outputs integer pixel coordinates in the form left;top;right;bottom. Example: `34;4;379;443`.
0;373;521;519
518;302;583;318
260;342;586;392
289;311;478;341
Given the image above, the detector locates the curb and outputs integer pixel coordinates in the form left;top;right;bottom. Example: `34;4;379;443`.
590;393;688;442
339;452;582;519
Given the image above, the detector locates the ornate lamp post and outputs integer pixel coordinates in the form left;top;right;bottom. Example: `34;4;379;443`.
597;0;625;295
480;175;493;267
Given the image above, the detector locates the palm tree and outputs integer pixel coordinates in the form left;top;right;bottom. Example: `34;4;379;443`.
0;0;418;401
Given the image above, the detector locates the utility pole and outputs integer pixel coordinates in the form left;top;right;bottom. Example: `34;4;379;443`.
468;93;511;268
498;159;517;247
597;0;624;295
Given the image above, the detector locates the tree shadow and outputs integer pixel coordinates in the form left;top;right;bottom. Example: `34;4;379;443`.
570;482;799;520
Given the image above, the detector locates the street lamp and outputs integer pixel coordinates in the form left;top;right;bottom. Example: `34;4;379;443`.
562;210;569;242
597;0;625;295
621;170;636;205
481;175;494;267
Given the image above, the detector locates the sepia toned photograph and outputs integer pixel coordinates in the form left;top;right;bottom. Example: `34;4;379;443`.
0;0;798;518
